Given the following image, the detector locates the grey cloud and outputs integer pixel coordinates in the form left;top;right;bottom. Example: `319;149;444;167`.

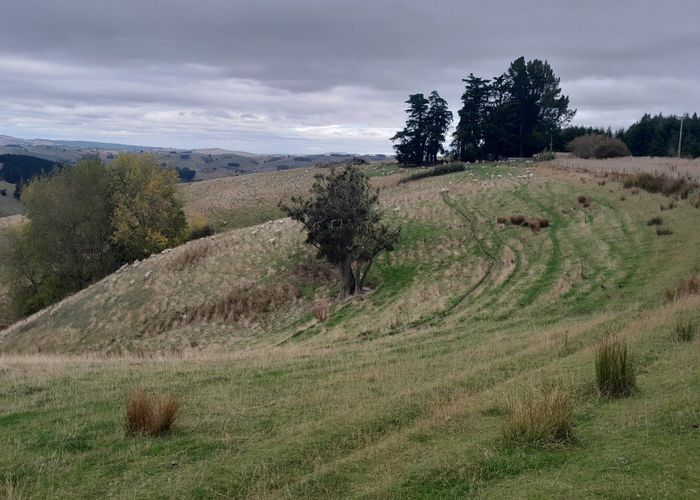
0;0;698;152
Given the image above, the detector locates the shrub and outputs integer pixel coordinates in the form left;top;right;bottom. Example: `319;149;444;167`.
533;150;555;161
398;162;466;184
577;195;591;207
0;188;6;196
496;216;509;224
125;389;179;436
647;216;663;226
502;388;575;446
538;218;550;228
665;276;700;301
312;298;331;322
527;219;541;233
510;214;525;225
595;337;636;398
673;318;697;342
567;134;630;159
656;227;673;236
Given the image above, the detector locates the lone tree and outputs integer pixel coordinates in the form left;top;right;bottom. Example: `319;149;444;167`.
282;167;400;298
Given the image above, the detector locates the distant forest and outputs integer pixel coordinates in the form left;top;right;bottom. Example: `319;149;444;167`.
0;154;62;197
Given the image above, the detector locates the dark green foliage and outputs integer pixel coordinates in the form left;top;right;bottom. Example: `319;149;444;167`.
398;163;466;184
0;154;62;198
187;224;215;241
595;337;636;398
624;113;700;157
7;160;116;314
452;58;575;160
622;173;697;198
282;167;400;298
176;166;196;182
568;135;630;159
647;216;662;226
392;92;453;166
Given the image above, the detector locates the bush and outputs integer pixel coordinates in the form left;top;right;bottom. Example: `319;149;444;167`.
125;389;179;436
577;195;591;207
533;150;555;161
673;318;697;342
502;388;575;446
656;227;673;236
398;162;466;184
647;216;663;226
567;134;630;159
595;337;636;398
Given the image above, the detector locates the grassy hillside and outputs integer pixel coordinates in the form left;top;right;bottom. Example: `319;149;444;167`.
1;161;699;497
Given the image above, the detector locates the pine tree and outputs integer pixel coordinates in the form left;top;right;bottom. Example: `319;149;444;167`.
391;94;429;165
425;91;453;164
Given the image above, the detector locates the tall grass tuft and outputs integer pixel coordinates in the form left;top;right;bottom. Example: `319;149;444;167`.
125;389;179;436
503;388;575;447
595;337;636;398
673;318;697;342
665;275;700;302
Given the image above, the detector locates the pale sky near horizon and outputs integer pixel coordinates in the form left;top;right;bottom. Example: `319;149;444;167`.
1;0;698;154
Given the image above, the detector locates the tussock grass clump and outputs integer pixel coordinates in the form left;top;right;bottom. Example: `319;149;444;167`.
623;173;697;199
647;216;663;226
665;275;700;302
673;318;697;342
398;162;466;184
690;193;700;208
167;241;212;271
503;389;575;446
312;298;331;322
595;337;636;398
509;214;525;225
125;389;179;436
577;195;591;207
656;227;673;236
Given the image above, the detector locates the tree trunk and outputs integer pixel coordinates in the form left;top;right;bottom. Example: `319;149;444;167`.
339;258;356;298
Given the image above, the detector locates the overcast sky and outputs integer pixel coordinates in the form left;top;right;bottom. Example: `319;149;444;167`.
1;0;698;153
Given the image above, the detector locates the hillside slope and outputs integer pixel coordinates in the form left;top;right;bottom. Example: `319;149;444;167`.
1;162;699;498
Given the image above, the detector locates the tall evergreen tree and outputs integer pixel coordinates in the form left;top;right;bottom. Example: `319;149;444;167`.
425;91;453;164
452;74;490;161
391;94;430;165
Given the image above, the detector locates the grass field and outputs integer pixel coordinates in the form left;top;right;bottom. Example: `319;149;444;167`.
1;160;699;498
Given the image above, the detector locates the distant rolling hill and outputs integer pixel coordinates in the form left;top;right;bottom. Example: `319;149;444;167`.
0;134;390;181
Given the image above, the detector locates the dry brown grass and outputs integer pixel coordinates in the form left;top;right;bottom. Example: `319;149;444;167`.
145;283;302;334
312;298;331;322
666;276;700;302
551;156;700;182
125;389;179;436
502;388;574;446
166;240;212;272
